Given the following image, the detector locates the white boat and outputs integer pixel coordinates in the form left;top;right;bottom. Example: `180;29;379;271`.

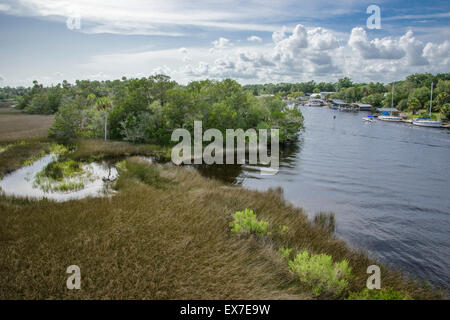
378;82;402;122
412;82;442;128
363;116;374;122
378;115;402;122
412;119;442;127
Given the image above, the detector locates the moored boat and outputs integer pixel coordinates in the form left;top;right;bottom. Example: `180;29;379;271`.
412;82;442;128
412;119;442;127
378;114;402;122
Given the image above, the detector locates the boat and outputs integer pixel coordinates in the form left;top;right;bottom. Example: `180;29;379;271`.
377;82;402;122
412;82;442;128
363;116;374;122
413;119;442;127
378;114;403;122
304;98;323;107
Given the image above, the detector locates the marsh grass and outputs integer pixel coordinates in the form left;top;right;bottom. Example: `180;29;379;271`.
34;160;92;193
0;140;50;178
313;212;336;235
69;139;170;162
0;108;53;142
0;158;443;299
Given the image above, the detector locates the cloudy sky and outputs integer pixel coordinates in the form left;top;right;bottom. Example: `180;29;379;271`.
0;0;449;87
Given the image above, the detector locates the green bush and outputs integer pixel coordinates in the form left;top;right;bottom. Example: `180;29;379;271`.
347;287;412;300
288;251;352;297
229;209;270;237
279;247;292;259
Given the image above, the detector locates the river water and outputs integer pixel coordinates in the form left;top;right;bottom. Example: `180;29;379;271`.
196;106;450;290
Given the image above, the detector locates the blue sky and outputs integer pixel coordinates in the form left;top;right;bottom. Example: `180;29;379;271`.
0;0;449;86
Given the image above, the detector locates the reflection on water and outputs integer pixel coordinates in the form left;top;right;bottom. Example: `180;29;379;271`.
195;106;450;291
0;155;118;201
192;140;302;184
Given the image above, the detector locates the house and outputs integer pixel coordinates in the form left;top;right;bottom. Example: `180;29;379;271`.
353;103;372;111
331;99;348;107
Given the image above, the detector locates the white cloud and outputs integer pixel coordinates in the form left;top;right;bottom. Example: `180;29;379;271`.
0;75;5;82
348;27;405;60
307;27;340;51
211;37;232;51
247;36;262;42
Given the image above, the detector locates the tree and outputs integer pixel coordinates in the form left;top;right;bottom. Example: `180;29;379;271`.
361;93;384;108
407;98;421;115
435;92;449;109
440;103;450;120
95;97;113;141
336;77;353;91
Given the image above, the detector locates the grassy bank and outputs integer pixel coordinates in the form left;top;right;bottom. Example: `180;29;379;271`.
0;155;442;299
0;140;52;178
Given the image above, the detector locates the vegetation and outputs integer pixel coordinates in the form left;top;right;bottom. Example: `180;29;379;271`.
347;287;412;300
34;160;90;193
279;247;293;259
313;212;336;235
0;107;54;143
229;208;271;237
288;251;352;298
8;76;303;145
0;140;50;178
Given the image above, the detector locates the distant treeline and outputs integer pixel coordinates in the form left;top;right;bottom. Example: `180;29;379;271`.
244;73;450;116
3;76;303;144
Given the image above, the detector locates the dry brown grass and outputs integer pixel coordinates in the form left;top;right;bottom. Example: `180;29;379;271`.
0;108;54;143
0;158;441;299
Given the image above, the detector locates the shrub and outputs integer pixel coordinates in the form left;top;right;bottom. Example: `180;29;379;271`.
288;251;352;297
347;287;412;300
279;247;292;259
229;209;270;237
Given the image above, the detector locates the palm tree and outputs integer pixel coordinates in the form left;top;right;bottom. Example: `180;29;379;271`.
95;97;113;141
407;97;421;115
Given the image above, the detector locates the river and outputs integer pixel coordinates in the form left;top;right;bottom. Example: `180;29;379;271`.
196;106;450;291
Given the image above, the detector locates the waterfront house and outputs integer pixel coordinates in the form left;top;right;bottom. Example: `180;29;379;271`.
331;99;348;109
353;103;372;111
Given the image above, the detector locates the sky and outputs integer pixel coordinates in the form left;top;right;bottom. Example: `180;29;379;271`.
0;0;449;87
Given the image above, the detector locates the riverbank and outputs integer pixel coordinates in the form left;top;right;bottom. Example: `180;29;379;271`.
0;138;444;299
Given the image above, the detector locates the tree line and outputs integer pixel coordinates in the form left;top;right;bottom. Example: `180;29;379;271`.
7;76;304;144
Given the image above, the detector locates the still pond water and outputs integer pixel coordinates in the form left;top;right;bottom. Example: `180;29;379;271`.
196;106;450;290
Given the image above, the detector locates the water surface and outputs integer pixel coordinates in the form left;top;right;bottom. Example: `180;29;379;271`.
0;155;118;201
